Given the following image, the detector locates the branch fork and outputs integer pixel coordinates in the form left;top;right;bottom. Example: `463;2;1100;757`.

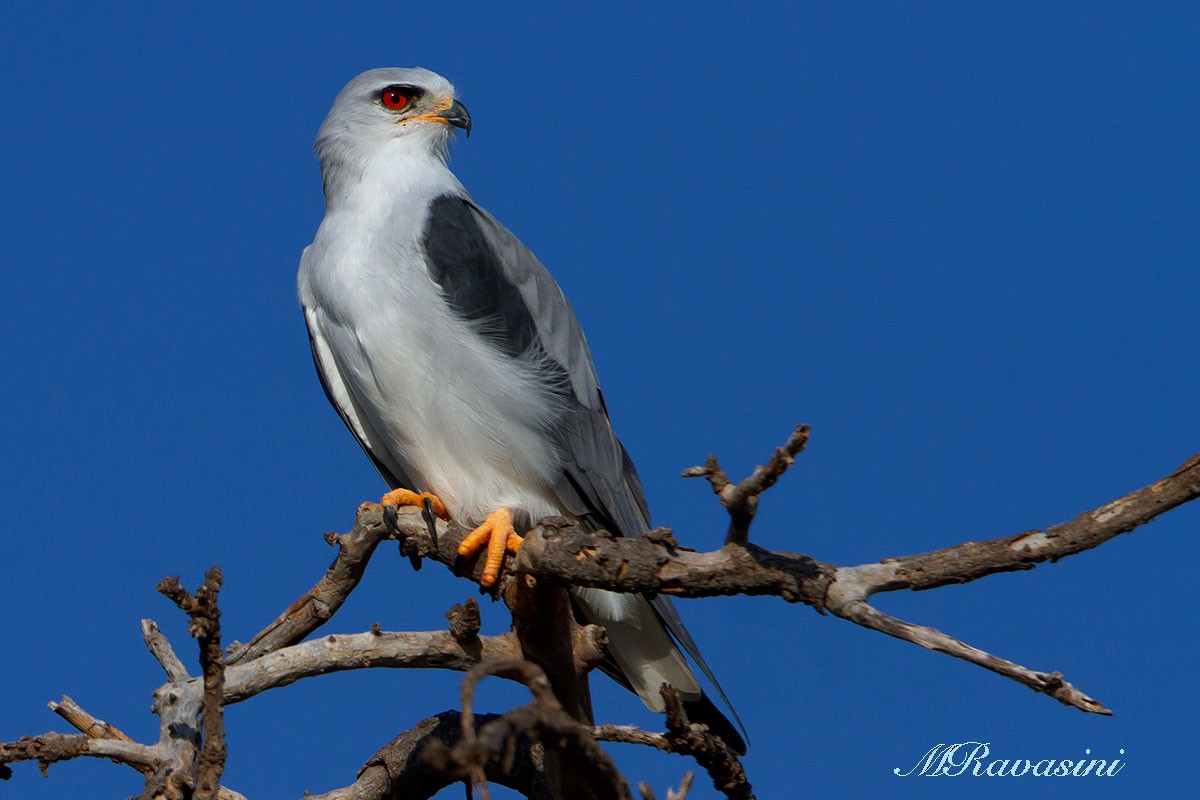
4;424;1198;798
683;424;810;544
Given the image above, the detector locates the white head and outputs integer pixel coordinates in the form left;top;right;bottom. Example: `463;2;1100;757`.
314;68;471;199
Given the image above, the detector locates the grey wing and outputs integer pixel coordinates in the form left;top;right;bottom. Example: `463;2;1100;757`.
421;194;646;534
424;196;743;745
303;306;417;492
422;196;648;532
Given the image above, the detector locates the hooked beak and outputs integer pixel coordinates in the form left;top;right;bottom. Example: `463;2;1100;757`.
437;99;472;137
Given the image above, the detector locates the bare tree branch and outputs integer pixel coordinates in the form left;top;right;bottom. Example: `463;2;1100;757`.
517;528;831;603
142;619;191;682
593;719;746;800
159;568;228;800
44;695;248;800
658;687;753;800
48;695;135;745
667;773;695;800
0;733;159;778
513;441;1200;714
822;593;1109;713
592;725;672;751
638;772;695;800
670;773;695;800
425;660;631;800
226;508;393;665
518;449;1200;601
307;710;551;800
5;424;1196;797
222;629;522;704
683;424;810;544
841;450;1200;591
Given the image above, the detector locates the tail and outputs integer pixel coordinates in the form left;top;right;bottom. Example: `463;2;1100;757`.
571;587;748;755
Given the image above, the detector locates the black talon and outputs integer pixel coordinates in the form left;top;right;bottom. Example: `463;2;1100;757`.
421;496;439;547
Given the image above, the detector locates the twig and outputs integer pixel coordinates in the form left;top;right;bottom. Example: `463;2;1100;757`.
6;431;1196;796
592;725;730;798
222;629;521;704
428;659;631;800
142;619;191;682
683;424;809;544
227;506;393;665
668;773;695;800
158;568;228;800
598;704;750;800
821;589;1110;713
591;725;671;750
0;733;159;778
660;687;753;800
518;446;1200;714
305;711;550;800
43;695;248;800
48;695;134;744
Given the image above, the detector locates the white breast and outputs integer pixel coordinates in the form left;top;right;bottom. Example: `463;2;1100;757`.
298;154;564;526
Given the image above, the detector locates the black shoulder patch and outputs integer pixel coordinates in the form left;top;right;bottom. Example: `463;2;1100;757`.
422;195;537;358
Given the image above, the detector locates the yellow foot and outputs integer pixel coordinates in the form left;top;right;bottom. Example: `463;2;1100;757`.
380;488;450;521
457;508;523;587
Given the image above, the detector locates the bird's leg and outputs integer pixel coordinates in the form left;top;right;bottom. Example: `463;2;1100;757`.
381;488;450;521
457;508;523;587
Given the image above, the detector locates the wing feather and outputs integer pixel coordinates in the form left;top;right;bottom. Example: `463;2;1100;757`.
422;195;745;752
304;307;416;492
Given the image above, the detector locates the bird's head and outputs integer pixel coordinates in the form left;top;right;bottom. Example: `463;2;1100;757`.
315;68;471;180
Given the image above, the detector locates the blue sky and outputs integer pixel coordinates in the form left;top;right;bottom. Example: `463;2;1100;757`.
2;3;1197;798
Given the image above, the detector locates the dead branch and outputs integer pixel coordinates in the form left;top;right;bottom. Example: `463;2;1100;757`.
667;773;695;800
512;439;1200;714
307;710;551;800
517;447;1200;602
220;501;512;668
659;687;753;800
592;725;672;751
48;695;134;745
3;623;518;795
422;660;631;800
42;696;248;800
226;510;393;665
638;772;694;800
682;424;810;544
593;718;745;800
222;629;521;703
517;528;831;603
159;568;228;800
142;619;191;682
6;424;1196;797
671;774;695;800
0;733;158;778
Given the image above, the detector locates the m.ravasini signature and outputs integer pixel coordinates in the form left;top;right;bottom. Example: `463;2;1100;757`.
895;742;1125;777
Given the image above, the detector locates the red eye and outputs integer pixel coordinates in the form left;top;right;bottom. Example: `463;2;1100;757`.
381;88;410;110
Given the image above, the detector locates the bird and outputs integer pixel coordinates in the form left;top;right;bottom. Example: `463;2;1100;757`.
297;67;745;754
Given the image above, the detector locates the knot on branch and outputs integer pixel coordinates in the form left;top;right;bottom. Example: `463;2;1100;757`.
573;624;609;676
643;527;688;551
446;598;482;642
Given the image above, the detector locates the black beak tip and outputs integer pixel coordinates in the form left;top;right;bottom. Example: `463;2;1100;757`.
447;99;472;138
